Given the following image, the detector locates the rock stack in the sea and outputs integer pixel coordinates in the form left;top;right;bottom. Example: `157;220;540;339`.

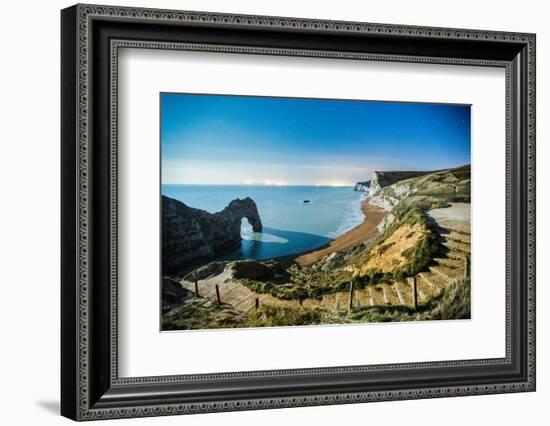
162;195;262;275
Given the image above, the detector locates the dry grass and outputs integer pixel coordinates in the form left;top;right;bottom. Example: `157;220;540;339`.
359;223;424;273
343;208;435;281
162;276;471;330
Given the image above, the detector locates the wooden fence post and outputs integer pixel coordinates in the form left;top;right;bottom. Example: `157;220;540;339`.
215;284;221;305
255;298;259;310
194;280;199;297
348;281;355;311
412;276;418;311
464;256;470;279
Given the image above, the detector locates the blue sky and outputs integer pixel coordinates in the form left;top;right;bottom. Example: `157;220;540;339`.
161;93;470;186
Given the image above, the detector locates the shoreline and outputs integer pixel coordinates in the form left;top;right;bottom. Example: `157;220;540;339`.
292;199;387;267
182;197;388;272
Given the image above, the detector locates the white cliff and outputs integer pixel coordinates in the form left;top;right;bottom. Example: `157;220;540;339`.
369;181;417;211
360;171;426;211
369;171;429;197
353;181;371;193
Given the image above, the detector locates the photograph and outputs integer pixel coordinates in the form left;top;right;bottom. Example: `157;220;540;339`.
160;93;472;330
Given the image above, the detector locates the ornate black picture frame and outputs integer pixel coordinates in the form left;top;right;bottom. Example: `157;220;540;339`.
61;4;536;421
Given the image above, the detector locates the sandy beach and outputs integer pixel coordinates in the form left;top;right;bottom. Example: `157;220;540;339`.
295;199;387;267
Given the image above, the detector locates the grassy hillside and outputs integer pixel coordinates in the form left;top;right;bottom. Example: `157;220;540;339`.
345;207;438;281
388;165;471;216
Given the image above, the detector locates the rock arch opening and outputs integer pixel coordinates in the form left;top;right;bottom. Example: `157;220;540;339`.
241;217;254;238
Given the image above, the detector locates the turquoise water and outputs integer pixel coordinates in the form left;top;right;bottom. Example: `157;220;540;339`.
162;184;365;260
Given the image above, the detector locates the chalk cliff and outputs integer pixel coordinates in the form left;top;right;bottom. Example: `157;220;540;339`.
368;165;471;211
352;166;471;218
162;195;262;275
353;171;430;210
353;180;371;192
369;178;417;211
369;171;431;196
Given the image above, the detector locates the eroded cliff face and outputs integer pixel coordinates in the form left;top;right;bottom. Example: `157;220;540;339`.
367;166;471;212
352;171;429;211
353;181;371;192
369;171;430;196
162;195;262;275
369;180;416;211
353;166;471;223
353;172;429;207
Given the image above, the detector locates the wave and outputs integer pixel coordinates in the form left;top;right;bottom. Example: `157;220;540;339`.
328;193;366;238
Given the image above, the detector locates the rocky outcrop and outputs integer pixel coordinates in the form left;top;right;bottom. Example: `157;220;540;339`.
228;259;289;282
162;278;191;313
162;278;190;303
183;261;227;282
354;180;371;192
377;213;395;233
162;195;262;275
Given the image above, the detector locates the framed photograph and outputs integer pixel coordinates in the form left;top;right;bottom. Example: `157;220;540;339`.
61;4;536;421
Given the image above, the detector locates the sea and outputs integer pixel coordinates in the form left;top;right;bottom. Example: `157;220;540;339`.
162;184;366;260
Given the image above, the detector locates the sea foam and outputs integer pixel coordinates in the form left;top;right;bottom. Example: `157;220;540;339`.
328;193;366;239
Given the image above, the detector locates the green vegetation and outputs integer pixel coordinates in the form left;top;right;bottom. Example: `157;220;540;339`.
237;268;354;301
401;232;438;276
246;305;325;327
333;276;471;323
391;165;471;218
343;207;438;283
429;276;471;320
162;298;247;330
235;278;299;300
